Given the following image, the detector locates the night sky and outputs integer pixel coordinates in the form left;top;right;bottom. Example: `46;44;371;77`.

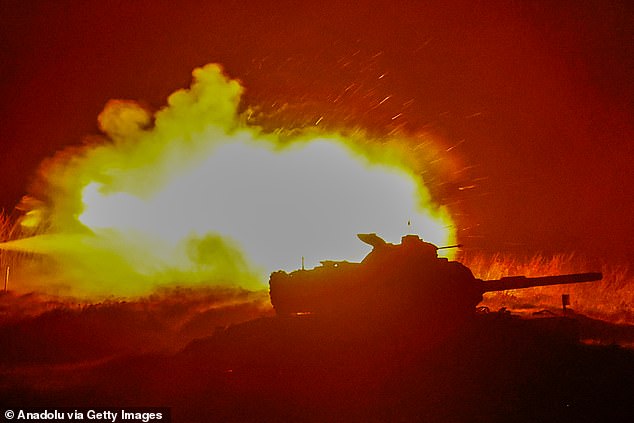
1;0;632;262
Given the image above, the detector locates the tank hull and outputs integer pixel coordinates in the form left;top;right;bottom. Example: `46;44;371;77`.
269;234;602;322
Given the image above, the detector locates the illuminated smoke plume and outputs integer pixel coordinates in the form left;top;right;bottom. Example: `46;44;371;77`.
2;64;455;296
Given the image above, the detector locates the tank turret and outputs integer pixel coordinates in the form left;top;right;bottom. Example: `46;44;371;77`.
269;234;602;327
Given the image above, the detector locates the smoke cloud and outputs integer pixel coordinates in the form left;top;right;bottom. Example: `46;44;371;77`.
2;64;454;297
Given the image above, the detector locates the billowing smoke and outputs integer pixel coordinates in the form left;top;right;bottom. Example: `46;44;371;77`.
2;64;454;297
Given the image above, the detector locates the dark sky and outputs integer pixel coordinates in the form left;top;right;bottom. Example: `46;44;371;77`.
0;0;632;261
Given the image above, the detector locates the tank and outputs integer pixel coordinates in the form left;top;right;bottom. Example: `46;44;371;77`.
269;233;602;326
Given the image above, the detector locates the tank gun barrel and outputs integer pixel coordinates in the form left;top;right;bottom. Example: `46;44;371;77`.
480;272;602;293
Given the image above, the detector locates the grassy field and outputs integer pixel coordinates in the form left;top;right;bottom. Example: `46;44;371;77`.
2;209;632;324
462;252;633;325
0;211;21;291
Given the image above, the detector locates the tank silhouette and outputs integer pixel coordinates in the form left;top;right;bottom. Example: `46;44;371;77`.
269;234;602;325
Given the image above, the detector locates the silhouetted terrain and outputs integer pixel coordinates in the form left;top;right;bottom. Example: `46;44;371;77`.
2;304;633;422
